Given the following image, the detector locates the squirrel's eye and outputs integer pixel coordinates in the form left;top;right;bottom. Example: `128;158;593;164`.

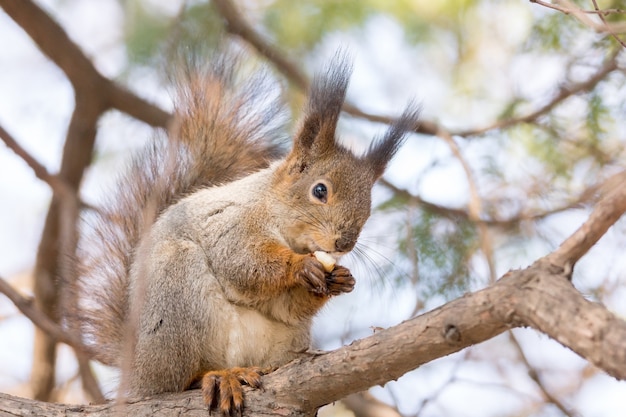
312;183;328;203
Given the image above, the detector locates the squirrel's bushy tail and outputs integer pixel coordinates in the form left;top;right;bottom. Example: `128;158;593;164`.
74;52;286;365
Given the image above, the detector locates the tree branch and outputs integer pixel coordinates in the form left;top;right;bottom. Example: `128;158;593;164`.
591;0;626;48
2;170;626;415
0;0;172;129
2;257;624;415
0;0;171;400
0;276;94;357
0;124;76;201
546;171;626;269
212;0;442;136
212;0;620;140
530;0;626;34
456;50;621;136
507;332;575;417
378;177;595;229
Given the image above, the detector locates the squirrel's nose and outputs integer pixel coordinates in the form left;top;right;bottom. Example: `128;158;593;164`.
335;235;356;252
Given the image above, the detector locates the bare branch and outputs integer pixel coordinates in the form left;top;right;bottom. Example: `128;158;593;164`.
546;171;626;269
0;0;171;399
0;124;76;201
530;0;626;34
2;170;626;411
378;178;593;228
342;392;402;417
592;0;626;48
212;0;309;88
0;276;95;358
212;0;620;140
436;127;498;282
2;255;625;415
508;332;576;417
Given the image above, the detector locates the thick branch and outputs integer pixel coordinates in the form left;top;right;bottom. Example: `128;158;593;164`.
0;0;171;400
3;167;626;411
3;166;625;414
546;171;626;268
2;259;625;415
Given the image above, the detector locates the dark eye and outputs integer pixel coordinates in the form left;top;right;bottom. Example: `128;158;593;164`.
312;183;328;203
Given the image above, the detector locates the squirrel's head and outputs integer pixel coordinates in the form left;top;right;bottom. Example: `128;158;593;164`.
272;54;420;256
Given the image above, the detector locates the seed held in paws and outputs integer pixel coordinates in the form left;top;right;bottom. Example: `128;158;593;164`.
314;251;336;272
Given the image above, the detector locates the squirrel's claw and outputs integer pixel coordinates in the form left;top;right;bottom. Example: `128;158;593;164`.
201;367;266;416
297;256;355;297
326;266;355;296
298;255;329;295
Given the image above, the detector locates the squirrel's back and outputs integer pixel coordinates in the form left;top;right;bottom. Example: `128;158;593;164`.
75;53;285;365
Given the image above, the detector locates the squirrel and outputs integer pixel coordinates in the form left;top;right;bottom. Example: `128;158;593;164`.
73;50;420;415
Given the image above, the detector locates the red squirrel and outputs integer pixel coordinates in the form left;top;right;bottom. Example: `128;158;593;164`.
74;51;419;415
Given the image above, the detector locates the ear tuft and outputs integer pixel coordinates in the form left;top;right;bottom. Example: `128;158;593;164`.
367;102;421;178
294;51;353;153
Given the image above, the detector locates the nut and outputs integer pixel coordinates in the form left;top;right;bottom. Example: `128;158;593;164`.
313;251;336;272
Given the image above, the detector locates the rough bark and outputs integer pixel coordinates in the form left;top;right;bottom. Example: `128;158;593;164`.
3;169;625;415
1;257;625;415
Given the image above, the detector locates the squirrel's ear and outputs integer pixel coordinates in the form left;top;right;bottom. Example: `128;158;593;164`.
366;103;421;178
290;52;353;171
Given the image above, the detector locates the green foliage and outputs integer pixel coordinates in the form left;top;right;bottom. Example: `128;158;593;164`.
123;1;223;65
397;208;477;300
526;7;586;52
262;0;479;50
512;123;571;179
124;1;171;64
264;0;372;49
586;92;608;141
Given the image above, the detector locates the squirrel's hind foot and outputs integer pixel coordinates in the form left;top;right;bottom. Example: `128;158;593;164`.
201;366;269;416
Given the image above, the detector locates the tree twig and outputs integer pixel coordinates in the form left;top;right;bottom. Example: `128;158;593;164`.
0;276;94;357
456;50;620;136
378;178;594;229
591;0;626;48
530;0;626;33
0;124;76;201
508;332;576;417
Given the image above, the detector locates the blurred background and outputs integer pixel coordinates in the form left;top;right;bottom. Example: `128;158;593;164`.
0;0;625;416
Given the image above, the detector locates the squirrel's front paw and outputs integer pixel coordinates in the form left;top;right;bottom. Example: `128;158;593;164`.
296;255;328;295
326;265;355;296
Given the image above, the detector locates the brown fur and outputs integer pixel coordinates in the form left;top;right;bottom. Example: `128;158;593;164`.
73;50;420;413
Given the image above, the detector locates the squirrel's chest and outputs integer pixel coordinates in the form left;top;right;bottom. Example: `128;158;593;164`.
221;307;309;368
